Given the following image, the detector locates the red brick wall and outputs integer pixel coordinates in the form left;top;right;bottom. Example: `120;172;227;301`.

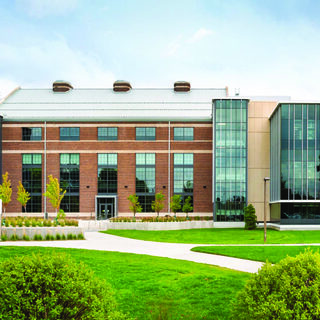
2;122;213;216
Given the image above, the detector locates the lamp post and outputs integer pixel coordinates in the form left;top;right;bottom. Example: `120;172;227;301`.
264;177;270;243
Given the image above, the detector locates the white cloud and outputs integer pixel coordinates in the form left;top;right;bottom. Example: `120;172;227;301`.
15;0;78;18
165;39;182;56
187;28;214;44
0;37;116;91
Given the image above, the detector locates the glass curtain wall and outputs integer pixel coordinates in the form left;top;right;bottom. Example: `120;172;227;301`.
280;104;320;220
60;153;79;212
173;153;194;208
136;153;155;212
214;99;248;221
98;154;117;194
22;154;42;212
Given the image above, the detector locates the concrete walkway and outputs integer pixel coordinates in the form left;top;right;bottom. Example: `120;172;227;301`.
0;232;263;273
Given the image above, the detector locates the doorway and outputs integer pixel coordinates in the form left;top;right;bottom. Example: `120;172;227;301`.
96;196;117;220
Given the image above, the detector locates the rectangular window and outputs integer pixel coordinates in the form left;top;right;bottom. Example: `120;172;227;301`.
60;127;80;141
60;153;79;212
174;127;194;141
22;128;42;141
136;127;156;140
22;154;42;212
173;153;193;211
98;127;118;140
98;154;118;194
136;153;155;212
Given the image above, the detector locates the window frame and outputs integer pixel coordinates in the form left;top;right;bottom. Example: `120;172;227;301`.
98;127;118;141
135;127;156;141
173;127;194;141
60;127;80;141
22;127;42;141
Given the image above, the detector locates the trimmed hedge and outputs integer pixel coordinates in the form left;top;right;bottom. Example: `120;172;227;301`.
0;253;130;319
232;250;320;319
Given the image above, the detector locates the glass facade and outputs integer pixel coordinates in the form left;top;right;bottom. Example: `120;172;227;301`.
214;99;248;221
60;127;80;141
136;127;156;140
98;127;118;140
60;153;79;212
136;153;155;212
98;154;117;194
270;103;320;223
22;154;42;212
22;127;42;141
173;153;193;209
174;128;194;141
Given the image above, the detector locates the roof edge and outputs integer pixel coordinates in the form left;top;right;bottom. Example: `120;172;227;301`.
0;86;21;105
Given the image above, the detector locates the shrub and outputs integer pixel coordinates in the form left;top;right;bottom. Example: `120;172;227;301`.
24;219;30;227
77;233;85;240
10;219;16;227
4;220;9;227
55;233;61;240
0;253;129;320
232;250;320;319
33;234;43;241
10;234;18;241
1;234;7;241
45;234;51;241
31;219;37;227
22;234;30;241
61;234;66;240
244;204;257;230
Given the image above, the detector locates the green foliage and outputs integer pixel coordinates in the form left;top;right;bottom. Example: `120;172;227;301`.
56;233;61;240
151;192;165;217
22;234;30;241
244;204;257;230
67;233;73;240
43;175;66;216
10;234;18;241
182;196;193;219
1;234;7;241
170;194;181;218
16;181;30;212
33;234;43;241
61;234;66;240
127;194;142;217
232;250;320;319
0;172;12;215
57;208;66;219
77;233;85;240
0;253;128;320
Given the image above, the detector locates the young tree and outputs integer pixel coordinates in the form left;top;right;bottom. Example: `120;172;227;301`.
182;196;193;220
151;192;165;217
17;181;30;213
0;172;12;217
170;194;181;219
128;194;142;218
43;175;66;216
244;204;257;230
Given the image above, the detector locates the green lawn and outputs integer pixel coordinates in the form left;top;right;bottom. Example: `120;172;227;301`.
0;247;250;320
191;245;320;264
103;228;320;244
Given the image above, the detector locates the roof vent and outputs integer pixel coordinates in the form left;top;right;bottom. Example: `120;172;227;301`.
174;81;191;92
113;80;132;92
53;80;73;92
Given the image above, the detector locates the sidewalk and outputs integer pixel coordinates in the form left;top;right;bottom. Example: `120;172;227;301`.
0;231;263;273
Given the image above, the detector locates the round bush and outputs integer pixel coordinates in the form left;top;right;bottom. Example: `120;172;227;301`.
0;253;128;320
232;250;320;319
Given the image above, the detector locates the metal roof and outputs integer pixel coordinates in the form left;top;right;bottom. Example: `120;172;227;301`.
0;87;228;122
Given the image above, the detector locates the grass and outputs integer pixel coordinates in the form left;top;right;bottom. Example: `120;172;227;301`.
191;245;320;264
0;246;250;320
103;228;320;244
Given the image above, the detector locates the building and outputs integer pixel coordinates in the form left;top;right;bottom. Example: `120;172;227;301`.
0;80;311;224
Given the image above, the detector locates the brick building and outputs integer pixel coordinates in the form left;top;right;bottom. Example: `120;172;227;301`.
1;80;319;224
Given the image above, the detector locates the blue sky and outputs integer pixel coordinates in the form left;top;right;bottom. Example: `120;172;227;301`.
1;0;320;99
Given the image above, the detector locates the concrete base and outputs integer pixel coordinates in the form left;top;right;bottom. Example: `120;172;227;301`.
266;223;320;231
213;222;245;228
2;227;82;239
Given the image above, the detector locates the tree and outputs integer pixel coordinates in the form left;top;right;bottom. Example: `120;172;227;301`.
17;181;30;213
244;204;257;230
182;196;193;219
170;194;181;218
43;175;66;216
151;192;165;217
0;172;12;217
128;194;142;218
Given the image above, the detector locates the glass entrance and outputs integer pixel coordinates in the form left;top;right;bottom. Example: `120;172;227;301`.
96;197;116;220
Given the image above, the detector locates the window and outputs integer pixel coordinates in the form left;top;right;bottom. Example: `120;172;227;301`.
60;127;79;141
174;127;194;141
22;154;42;212
60;154;79;212
174;153;193;211
98;127;118;140
98;154;117;194
136;127;156;140
22;128;42;141
136;153;155;212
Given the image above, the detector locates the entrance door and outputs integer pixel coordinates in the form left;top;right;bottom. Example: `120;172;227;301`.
97;197;116;220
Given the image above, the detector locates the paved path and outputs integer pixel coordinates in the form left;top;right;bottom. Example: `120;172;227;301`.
0;232;263;273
